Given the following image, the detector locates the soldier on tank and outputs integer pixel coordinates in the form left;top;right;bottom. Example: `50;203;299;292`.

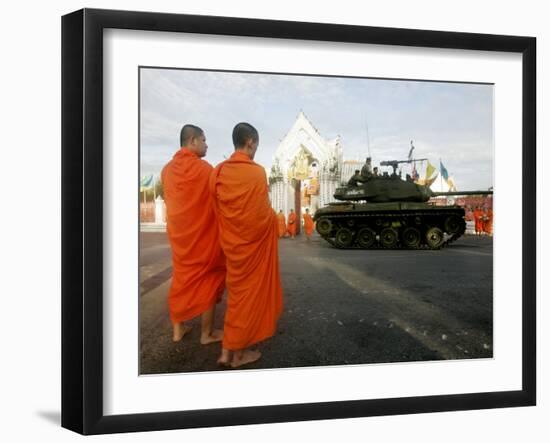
360;157;373;181
347;169;364;187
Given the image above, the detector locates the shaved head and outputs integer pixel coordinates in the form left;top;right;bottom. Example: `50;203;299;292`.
179;124;208;158
232;122;259;149
180;124;204;147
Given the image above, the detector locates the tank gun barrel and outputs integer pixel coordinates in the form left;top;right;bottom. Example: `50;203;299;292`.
431;190;493;197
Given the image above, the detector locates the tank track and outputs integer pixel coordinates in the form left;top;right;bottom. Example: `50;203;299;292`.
316;209;466;250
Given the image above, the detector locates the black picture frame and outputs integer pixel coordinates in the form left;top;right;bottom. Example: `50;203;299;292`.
61;8;536;435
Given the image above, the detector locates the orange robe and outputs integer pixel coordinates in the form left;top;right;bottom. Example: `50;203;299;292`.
483;208;493;235
473;209;484;234
303;213;314;236
210;151;283;351
161;148;226;324
287;212;297;236
277;213;287;238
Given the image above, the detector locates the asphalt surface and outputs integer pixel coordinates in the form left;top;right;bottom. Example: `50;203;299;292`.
139;231;493;374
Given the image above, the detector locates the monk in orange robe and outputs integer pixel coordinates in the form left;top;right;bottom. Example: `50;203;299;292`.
277;210;287;238
287;209;297;238
473;207;484;236
161;124;226;344
483;208;493;236
303;208;314;240
210;122;283;368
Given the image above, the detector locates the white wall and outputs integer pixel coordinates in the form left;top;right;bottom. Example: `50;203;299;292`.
1;0;546;441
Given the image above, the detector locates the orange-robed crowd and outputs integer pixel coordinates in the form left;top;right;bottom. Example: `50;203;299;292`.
276;208;315;239
465;206;493;236
161;122;284;369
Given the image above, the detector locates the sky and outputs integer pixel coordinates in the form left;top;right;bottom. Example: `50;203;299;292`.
140;67;494;191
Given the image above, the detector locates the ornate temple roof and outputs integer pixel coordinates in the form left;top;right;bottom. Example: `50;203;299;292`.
272;111;342;174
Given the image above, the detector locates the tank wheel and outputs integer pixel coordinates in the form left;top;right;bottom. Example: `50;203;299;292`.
316;218;332;236
380;227;398;248
444;215;463;235
425;227;444;249
335;228;354;248
402;227;421;249
357;227;377;248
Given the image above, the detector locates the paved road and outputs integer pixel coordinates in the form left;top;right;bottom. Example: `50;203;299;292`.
139;231;493;374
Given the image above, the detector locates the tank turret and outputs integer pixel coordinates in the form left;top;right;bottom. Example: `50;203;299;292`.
314;159;493;250
333;176;492;203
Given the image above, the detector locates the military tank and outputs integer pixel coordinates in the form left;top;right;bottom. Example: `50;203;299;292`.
313;159;492;250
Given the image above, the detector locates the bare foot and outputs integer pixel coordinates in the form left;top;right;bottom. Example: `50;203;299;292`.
230;350;262;368
217;348;231;367
200;329;224;345
172;323;192;342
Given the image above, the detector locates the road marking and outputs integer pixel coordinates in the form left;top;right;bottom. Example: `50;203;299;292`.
140;279;172;337
140;266;172;296
304;256;490;359
140;259;172;280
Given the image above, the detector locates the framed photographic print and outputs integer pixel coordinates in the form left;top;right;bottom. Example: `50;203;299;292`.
61;8;536;435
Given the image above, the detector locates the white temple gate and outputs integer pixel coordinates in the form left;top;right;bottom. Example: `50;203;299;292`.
268;112;343;231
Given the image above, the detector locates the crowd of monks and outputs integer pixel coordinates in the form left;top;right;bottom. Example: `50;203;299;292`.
466;206;493;236
161;122;283;369
277;208;315;240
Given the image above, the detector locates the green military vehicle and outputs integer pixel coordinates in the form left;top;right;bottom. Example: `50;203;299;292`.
314;159;492;250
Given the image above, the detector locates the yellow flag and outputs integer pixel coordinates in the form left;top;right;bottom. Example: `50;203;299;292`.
447;177;457;192
426;161;436;179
